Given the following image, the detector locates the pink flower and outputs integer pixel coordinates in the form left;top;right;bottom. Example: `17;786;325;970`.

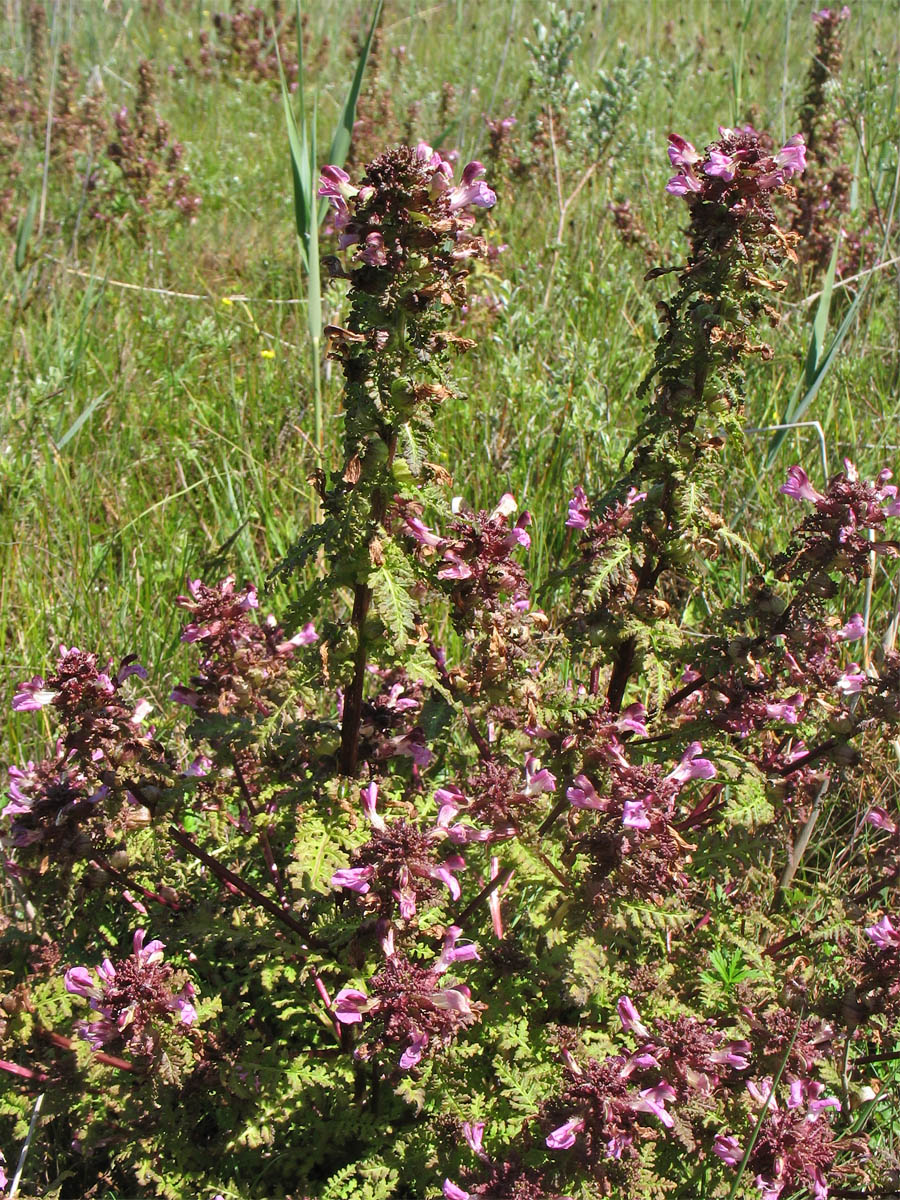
787;1078;840;1115
865;914;900;948
567;774;604;810
546;1116;585;1149
747;1077;777;1109
463;1120;487;1159
64;966;102;1002
713;1133;743;1166
632;1082;677;1127
666;742;716;784
836;665;867;695
667;133;701;169
407;516;444;548
704;148;738;180
666;170;702;196
622;798;652;830
617;703;648;736
445;161;496;212
523;755;556;797
330;866;375;894
443;1181;470;1200
431;855;466;902
566;485;590;529
361;781;386;831
865;806;898;834
617;995;650;1039
333;987;371;1024
12;676;57;711
780;465;825;504
360;231;387;267
775;133;806;178
436;928;481;976
399;1029;429;1068
838;613;866;642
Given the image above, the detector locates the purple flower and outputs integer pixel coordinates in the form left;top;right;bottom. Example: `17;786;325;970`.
763;695;803;724
399;1029;429;1068
281;622;318;649
704;148;738;181
865;806;898;834
787;1078;840;1115
523;754;556;797
443;1181;470;1200
838;613;866;642
836;665;867;695
780;465;825;504
812;6;850;21
666;170;702;196
463;1120;487;1159
546;1116;585;1149
431;855;466;902
667;133;701;169
567;774;604;810
432;984;473;1015
713;1133;743;1166
622;797;652;830
666;742;716;784
617;995;651;1038
361;781;386;831
566;485;590;530
360;231;388;267
617;702;648;736
445;161;497;212
407;516;444;548
330;866;375;894
865;914;900;948
333;987;371;1024
632;1082;677;1127
775;133;806;177
436;926;480;972
747;1077;777;1109
12;676;57;711
711;1041;752;1070
65;966;102;1002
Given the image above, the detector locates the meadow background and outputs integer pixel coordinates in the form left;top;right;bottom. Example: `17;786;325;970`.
1;0;898;777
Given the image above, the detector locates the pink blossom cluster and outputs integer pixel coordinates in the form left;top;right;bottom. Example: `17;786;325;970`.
65;929;197;1059
666;126;806;200
171;575;317;715
333;923;481;1070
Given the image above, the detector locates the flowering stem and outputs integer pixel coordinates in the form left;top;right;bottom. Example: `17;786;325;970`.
0;1059;47;1084
90;855;180;912
771;776;830;911
40;1029;135;1073
453;866;515;931
339;583;373;777
425;632;492;760
168;824;314;943
232;754;289;910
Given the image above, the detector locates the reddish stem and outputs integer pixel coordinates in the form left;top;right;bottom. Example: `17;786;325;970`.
168;824;313;943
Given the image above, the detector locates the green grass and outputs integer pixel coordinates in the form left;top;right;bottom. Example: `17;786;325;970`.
1;0;898;774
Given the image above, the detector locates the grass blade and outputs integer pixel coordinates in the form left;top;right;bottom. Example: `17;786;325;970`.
15;192;38;272
277;41;313;268
766;238;869;468
326;0;383;172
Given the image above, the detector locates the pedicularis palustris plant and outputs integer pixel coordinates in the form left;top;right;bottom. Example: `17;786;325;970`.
5;129;900;1200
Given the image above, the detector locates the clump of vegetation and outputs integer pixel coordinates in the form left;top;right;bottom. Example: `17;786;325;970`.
2;4;900;1199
